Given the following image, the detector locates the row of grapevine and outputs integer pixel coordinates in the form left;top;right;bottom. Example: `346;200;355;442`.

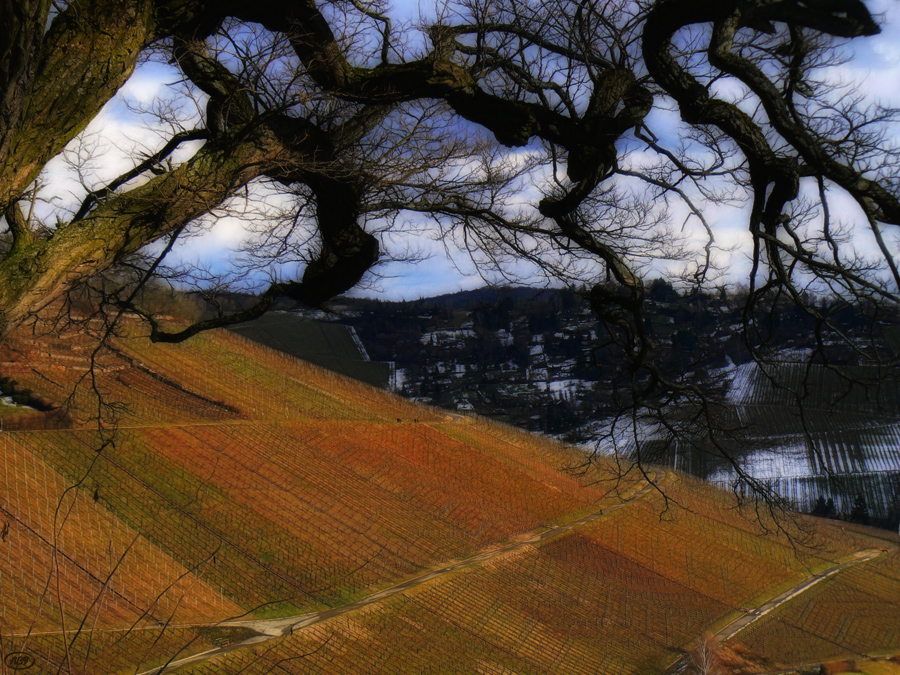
4;316;897;674
739;551;900;665
728;362;900;414
725;472;900;519
5;408;620;628
217;331;444;420
176;472;897;675
2;626;224;675
0;434;240;642
116;329;439;425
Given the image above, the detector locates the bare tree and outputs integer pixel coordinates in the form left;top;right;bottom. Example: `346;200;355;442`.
687;632;724;675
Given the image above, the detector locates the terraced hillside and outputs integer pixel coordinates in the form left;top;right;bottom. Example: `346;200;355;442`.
655;361;900;521
0;317;898;674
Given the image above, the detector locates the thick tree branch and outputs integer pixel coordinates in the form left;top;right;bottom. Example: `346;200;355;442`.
140;284;281;343
704;4;900;226
71;129;210;223
0;0;157;211
0;130;274;336
0;0;52;173
2;199;34;251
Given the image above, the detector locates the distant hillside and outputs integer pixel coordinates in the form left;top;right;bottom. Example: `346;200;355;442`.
226;312;394;389
281;286;900;528
0;316;898;674
637;359;900;523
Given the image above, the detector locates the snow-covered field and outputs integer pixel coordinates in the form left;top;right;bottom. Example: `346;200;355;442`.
585;361;900;519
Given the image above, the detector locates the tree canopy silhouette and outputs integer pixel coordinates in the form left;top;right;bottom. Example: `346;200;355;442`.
2;0;895;332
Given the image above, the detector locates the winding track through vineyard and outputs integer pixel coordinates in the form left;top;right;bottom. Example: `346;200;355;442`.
662;548;889;674
134;468;667;674
136;473;894;675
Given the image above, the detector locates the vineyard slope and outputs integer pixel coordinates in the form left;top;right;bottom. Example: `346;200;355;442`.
0;319;897;674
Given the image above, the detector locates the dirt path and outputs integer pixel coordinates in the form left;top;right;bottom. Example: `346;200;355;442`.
663;548;888;674
135;469;665;675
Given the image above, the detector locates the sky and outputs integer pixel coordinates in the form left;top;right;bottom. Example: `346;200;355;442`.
37;0;900;302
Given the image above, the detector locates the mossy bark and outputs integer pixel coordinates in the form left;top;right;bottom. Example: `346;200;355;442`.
0;0;53;173
0;0;158;211
0;134;273;337
0;0;272;338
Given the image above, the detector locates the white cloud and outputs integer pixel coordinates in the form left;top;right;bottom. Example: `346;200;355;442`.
118;62;175;106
